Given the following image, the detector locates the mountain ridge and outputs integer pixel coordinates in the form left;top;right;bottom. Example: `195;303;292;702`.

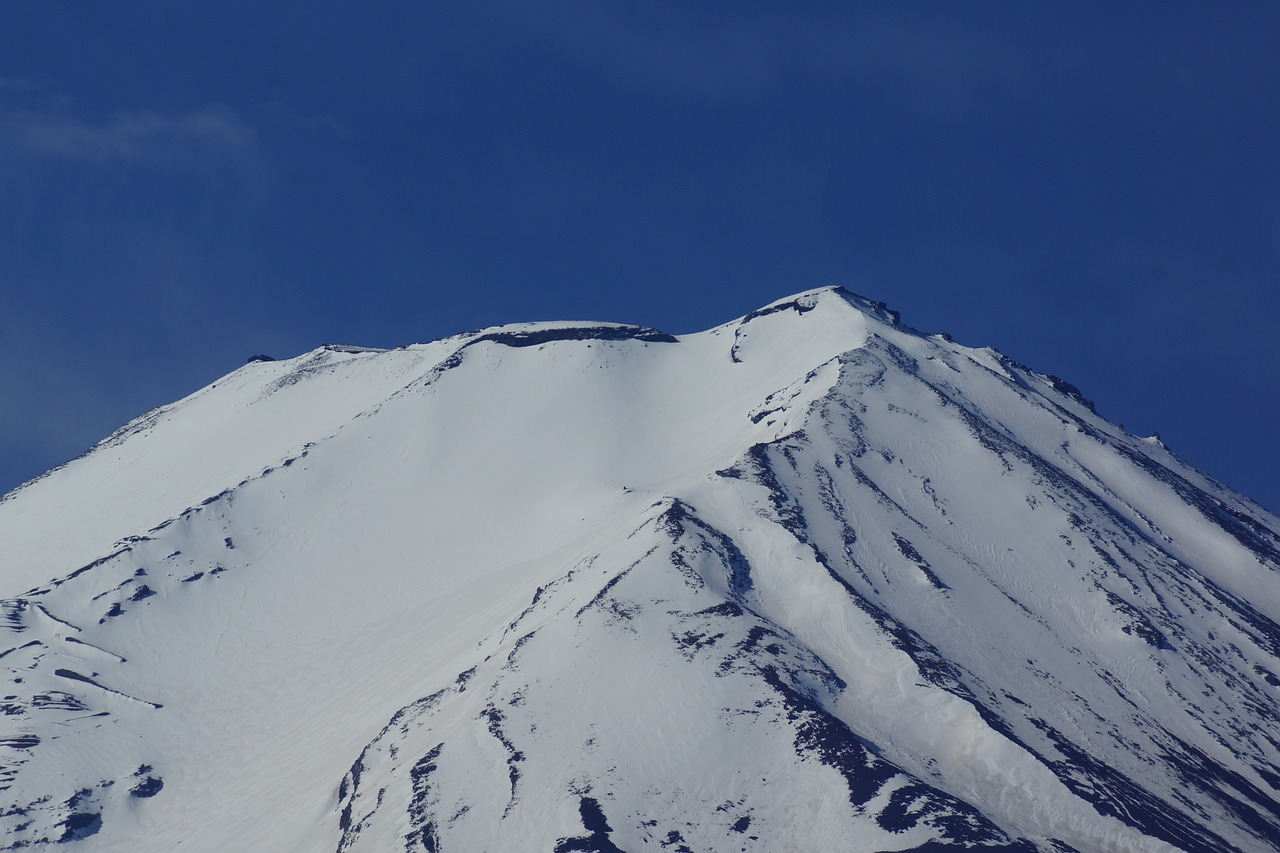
1;288;1278;851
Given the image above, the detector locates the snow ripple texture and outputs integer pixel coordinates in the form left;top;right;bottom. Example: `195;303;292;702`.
0;288;1277;851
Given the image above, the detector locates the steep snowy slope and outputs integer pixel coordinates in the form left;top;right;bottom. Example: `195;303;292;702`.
1;288;1278;851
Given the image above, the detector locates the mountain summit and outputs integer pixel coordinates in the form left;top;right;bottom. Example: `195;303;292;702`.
1;288;1278;851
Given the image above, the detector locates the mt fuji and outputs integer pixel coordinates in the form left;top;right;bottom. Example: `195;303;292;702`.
1;288;1278;851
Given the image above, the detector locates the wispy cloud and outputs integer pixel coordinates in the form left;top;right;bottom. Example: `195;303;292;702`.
498;4;787;99
0;104;255;167
497;4;1009;103
261;101;352;140
0;76;43;92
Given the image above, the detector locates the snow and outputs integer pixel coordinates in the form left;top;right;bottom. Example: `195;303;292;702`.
1;286;1278;851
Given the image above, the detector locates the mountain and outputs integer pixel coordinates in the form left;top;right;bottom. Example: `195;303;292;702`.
1;287;1278;852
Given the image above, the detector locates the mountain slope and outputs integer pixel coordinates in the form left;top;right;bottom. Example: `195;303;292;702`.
1;288;1278;851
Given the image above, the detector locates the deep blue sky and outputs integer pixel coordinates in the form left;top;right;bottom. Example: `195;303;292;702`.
2;3;1277;510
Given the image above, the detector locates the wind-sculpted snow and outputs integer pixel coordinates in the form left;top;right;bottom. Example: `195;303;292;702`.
0;472;257;847
334;500;1039;852
0;286;1278;851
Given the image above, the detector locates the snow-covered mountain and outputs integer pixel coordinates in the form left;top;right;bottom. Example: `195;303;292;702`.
1;287;1278;852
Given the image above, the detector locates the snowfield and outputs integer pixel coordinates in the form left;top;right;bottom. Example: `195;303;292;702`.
1;287;1278;851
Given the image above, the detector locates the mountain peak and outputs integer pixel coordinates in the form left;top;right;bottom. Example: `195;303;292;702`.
1;291;1277;851
466;320;679;347
735;285;902;328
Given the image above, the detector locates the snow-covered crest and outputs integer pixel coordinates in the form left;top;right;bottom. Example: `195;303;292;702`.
0;288;1277;851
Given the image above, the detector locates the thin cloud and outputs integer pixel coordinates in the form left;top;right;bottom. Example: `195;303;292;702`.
500;4;786;99
0;104;255;167
497;4;1009;103
261;101;353;140
0;76;43;92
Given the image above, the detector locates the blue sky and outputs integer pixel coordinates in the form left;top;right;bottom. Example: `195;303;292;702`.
2;3;1278;510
